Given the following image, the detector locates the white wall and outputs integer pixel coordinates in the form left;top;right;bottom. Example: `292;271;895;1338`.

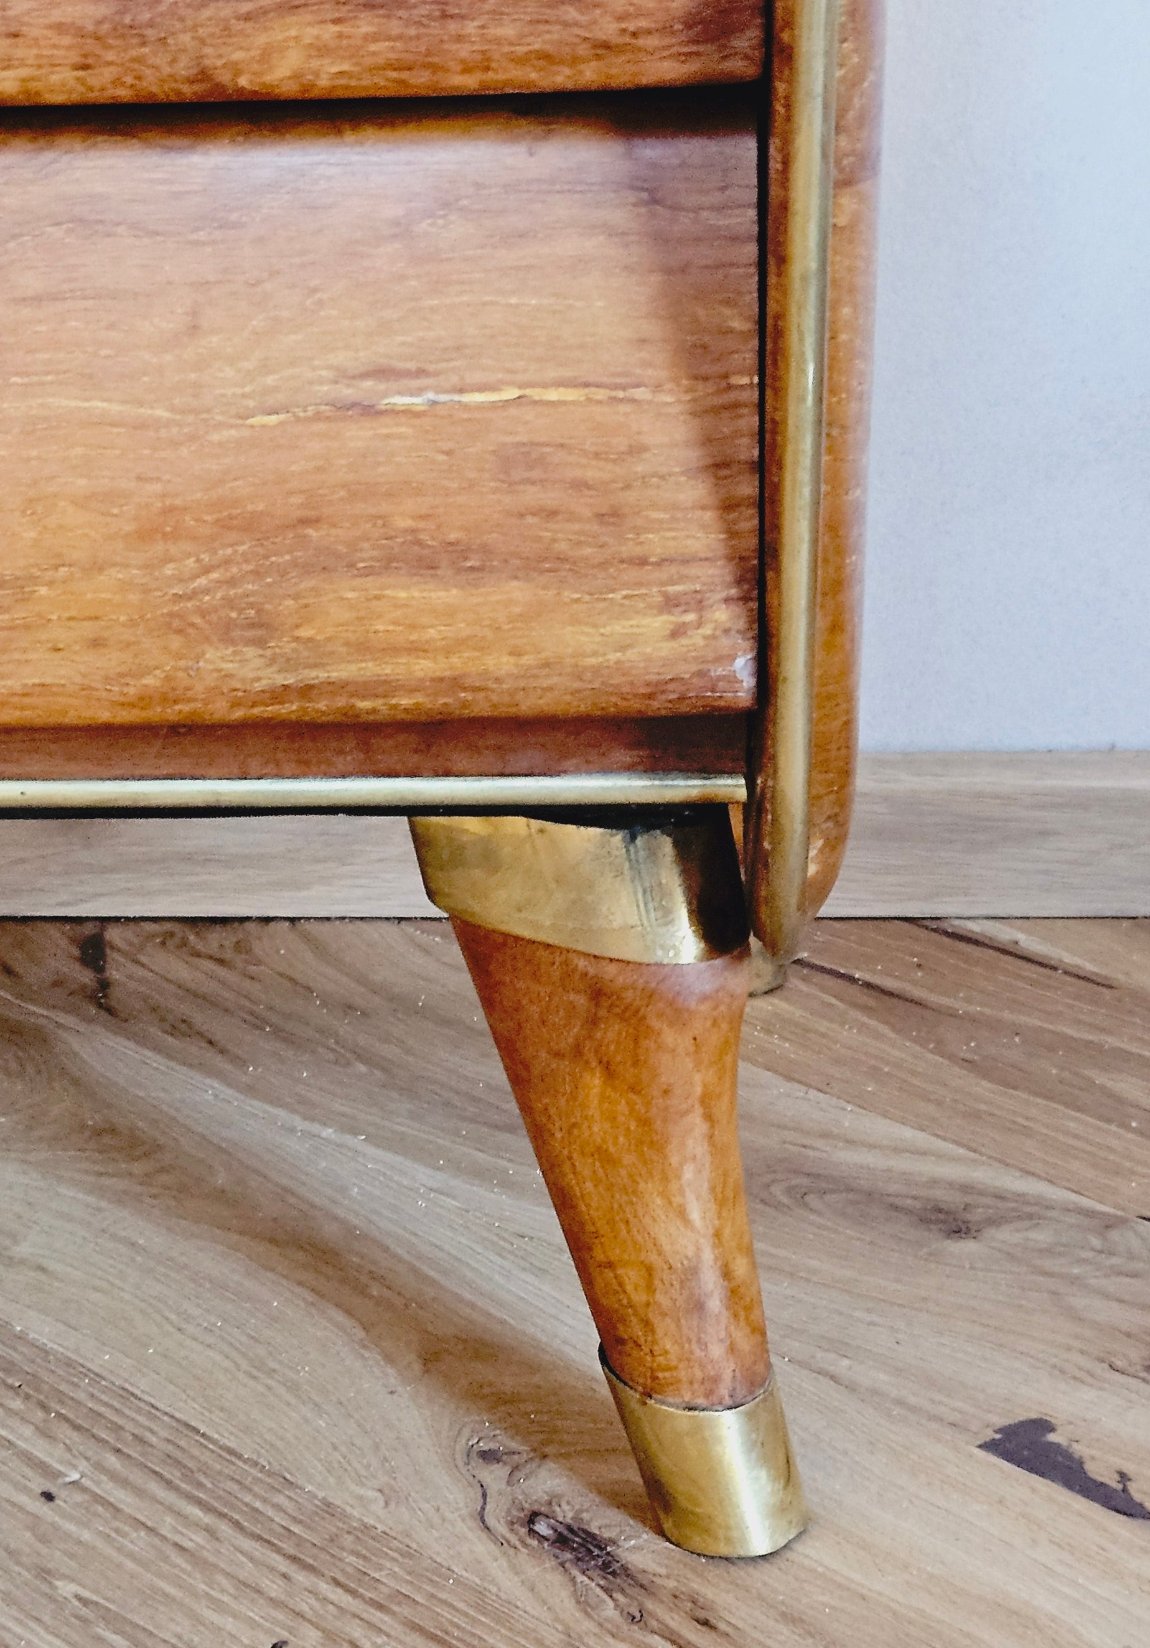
861;0;1150;751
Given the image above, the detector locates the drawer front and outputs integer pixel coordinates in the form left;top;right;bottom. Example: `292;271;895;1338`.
0;96;758;732
0;2;762;105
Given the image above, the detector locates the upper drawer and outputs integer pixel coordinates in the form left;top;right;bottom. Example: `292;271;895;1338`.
0;94;757;729
0;1;763;105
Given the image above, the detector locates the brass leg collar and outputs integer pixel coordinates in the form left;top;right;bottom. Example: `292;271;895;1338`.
602;1352;808;1558
409;808;748;965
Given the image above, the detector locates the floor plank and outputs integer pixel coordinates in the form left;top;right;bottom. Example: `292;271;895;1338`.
745;917;1150;1213
0;918;1147;1646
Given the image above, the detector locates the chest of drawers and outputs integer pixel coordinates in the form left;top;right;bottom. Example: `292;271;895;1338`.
0;0;882;1559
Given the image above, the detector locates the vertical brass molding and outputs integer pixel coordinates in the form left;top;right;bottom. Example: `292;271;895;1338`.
748;0;841;960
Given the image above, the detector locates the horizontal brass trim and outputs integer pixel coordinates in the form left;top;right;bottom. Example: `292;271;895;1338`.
0;773;746;813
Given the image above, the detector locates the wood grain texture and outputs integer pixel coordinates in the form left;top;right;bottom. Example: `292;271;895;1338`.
0;715;747;780
746;915;1150;1215
0;0;763;106
0;917;1147;1644
3;752;1147;918
452;919;768;1407
760;0;884;917
0;94;757;729
837;751;1150;916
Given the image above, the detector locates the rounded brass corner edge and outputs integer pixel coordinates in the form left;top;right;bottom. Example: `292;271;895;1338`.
747;0;843;965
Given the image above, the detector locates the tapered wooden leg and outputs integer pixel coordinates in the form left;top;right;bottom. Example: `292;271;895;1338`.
454;922;767;1406
409;809;806;1556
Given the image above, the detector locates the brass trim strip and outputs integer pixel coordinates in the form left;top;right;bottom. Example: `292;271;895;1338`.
748;0;841;959
410;808;748;964
602;1352;808;1558
0;773;745;813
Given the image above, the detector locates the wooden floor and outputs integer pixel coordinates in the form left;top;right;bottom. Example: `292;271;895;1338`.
0;916;1147;1646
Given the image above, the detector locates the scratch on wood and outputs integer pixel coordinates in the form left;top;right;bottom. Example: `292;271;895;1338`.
242;375;757;424
245;385;662;424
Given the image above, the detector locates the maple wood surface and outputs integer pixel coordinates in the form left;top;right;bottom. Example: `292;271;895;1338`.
453;919;769;1407
0;0;763;106
0;917;1147;1646
0;94;757;732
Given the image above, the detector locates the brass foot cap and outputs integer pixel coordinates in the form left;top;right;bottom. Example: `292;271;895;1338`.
602;1352;808;1558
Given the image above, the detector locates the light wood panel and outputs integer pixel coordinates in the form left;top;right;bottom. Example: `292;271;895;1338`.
1;753;1144;918
0;918;1146;1644
839;751;1150;915
746;915;1150;1215
0;0;763;106
0;94;757;729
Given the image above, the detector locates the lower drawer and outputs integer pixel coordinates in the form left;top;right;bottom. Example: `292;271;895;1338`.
0;93;758;734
